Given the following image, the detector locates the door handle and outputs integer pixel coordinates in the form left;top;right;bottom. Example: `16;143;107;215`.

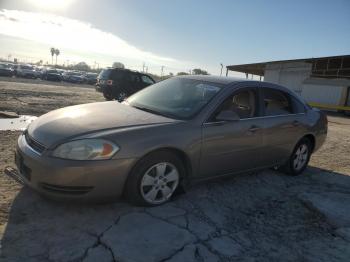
248;125;261;132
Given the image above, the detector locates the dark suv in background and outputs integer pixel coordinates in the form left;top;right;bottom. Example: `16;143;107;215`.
96;68;156;101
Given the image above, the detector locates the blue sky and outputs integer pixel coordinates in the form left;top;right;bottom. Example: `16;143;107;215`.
0;0;349;75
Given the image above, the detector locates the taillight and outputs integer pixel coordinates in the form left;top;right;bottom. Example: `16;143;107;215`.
107;80;113;85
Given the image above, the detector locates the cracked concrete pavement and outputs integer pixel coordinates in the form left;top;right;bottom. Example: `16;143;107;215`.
1;79;350;261
1;167;350;262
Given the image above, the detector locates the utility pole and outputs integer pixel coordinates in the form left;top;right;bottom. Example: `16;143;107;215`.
161;66;164;78
142;62;145;72
220;63;223;76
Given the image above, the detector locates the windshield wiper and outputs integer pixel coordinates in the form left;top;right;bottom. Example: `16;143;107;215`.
131;105;172;118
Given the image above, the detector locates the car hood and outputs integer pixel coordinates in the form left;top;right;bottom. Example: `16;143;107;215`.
28;101;177;147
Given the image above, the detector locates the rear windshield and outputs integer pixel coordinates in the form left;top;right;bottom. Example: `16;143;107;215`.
98;69;125;80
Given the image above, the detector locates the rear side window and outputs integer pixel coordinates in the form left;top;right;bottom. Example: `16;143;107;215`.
291;96;306;113
263;88;293;116
98;69;125;80
126;73;140;82
110;70;125;80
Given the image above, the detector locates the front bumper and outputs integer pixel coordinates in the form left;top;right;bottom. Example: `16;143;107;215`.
8;134;137;202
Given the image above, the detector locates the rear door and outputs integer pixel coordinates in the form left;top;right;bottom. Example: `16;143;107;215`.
124;72;142;94
200;86;265;177
260;87;306;166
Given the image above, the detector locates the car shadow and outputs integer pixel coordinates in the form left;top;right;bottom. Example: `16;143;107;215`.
1;166;350;261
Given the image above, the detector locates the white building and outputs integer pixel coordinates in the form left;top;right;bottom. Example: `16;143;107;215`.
226;55;350;112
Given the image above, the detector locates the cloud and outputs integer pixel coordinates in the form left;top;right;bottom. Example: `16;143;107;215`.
0;9;185;67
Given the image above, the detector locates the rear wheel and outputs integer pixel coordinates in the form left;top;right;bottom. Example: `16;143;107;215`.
125;151;184;206
103;92;113;101
282;138;312;176
116;91;128;102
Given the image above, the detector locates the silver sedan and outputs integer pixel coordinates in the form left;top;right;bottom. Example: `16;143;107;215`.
6;75;328;206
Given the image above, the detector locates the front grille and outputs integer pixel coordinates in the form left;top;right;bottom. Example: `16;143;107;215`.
25;132;46;154
40;183;93;195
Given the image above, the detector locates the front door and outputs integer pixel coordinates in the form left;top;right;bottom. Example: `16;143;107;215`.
200;88;264;177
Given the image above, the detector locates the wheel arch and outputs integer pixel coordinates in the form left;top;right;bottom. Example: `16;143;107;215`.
301;134;316;152
122;147;192;198
137;147;193;180
126;146;193;183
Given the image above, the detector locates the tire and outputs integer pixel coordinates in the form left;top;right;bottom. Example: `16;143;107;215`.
125;151;185;206
116;91;128;102
103;92;113;101
281;138;312;176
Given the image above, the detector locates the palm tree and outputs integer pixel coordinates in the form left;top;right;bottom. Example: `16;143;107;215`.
54;49;60;65
50;47;55;65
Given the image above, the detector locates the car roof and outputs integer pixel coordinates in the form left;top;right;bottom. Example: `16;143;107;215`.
175;75;301;97
175;75;248;85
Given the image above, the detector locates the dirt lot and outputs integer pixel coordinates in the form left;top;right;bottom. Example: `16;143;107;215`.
0;79;350;262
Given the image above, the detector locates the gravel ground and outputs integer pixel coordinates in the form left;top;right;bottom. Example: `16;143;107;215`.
0;79;350;262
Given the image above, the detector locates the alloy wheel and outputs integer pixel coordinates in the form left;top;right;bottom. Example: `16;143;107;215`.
117;92;127;102
293;144;309;171
140;162;179;205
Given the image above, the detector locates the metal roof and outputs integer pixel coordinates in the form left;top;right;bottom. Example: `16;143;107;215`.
227;55;350;79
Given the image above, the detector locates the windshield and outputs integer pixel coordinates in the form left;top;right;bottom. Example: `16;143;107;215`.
127;77;223;119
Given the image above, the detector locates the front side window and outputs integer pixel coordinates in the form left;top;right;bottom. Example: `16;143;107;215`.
127;78;223;119
213;89;257;120
263;88;293;116
141;75;155;85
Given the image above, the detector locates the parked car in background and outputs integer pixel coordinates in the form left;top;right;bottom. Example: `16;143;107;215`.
0;63;14;77
6;76;327;206
67;74;85;84
62;71;84;84
42;69;62;82
16;64;37;79
85;73;98;85
96;68;155;101
34;67;44;79
62;71;75;81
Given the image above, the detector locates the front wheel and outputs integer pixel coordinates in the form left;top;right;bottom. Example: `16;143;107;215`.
125;151;184;206
282;138;312;176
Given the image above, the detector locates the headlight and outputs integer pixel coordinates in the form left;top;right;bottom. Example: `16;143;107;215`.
52;139;119;160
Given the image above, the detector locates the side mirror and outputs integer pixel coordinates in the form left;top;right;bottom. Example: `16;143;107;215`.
216;110;240;122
